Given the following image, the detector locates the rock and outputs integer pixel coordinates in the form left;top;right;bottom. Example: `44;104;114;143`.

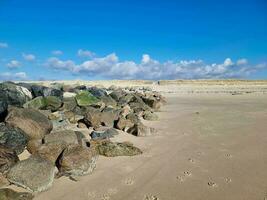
127;122;155;137
44;130;80;146
109;90;125;101
58;145;98;177
143;111;159;121
0;123;28;155
0;82;32;107
97;141;142;157
77;121;87;128
34;142;66;163
91;128;119;140
142;96;162;111
26;139;42;154
75;91;100;107
5;107;53;140
99;95;117;107
31;85;63;99
0;188;34;200
116;117;134;131
0;145;19;174
84;107;102;128
64;111;84;124
23;96;62;111
44;96;62;111
7;156;56;192
100;108;119;127
30;85;46;97
61;97;77;111
23;96;47;110
0;174;9;187
119;105;131;117
126;113;140;124
63;92;76;98
87;87;107;97
0;101;8;121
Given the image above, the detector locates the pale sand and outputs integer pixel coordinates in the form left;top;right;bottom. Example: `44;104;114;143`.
10;81;267;199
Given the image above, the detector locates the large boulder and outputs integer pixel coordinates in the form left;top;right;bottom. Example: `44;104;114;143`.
0;123;28;155
24;96;62;111
7;156;56;192
127;122;155;137
99;95;117;107
143;110;159;121
100;108;119;127
0;188;33;200
141;96;162;111
44;130;81;146
5;107;53;140
0;82;32;107
23;96;46;110
97;141;142;157
87;87;107;97
0;145;19;174
90;128;119;140
75;91;100;107
31;85;63;99
44;96;62;111
34;142;66;164
116;117;134;131
61;97;77;111
58;145;98;177
109;89;125;101
0;101;8;121
84;107;102;128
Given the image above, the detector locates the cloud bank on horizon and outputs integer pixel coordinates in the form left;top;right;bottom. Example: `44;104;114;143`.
0;42;266;81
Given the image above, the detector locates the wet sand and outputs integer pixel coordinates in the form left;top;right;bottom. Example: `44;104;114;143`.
32;91;267;200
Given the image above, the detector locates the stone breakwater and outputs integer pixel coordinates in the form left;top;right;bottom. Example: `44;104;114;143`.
0;81;166;198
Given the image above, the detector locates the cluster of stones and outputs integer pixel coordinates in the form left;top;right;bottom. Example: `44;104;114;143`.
0;81;166;198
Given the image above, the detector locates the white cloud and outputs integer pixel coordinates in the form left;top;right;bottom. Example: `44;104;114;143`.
237;58;248;65
0;42;8;48
77;49;95;58
22;53;36;61
44;57;76;71
51;50;63;56
44;53;266;79
0;72;27;80
6;60;21;69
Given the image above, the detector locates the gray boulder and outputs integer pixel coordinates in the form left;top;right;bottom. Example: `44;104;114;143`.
0;123;28;155
5;107;53;140
7;156;56;192
0;188;33;200
0;145;19;174
58;145;98;177
0;82;32;107
97;141;142;157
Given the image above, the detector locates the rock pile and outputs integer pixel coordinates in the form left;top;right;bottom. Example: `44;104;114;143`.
0;81;166;196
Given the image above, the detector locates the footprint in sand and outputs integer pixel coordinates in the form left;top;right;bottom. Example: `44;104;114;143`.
143;195;160;200
176;171;192;183
188;158;195;163
87;191;96;199
225;177;232;183
101;194;111;200
183;171;192;177
107;188;118;195
207;181;218;188
124;178;134;185
225;153;233;158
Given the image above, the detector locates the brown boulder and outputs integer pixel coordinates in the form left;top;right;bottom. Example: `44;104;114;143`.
5;107;52;140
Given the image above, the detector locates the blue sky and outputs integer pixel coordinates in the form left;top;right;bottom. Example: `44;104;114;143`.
0;0;266;80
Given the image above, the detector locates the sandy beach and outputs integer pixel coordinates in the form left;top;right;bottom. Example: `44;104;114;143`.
14;81;265;200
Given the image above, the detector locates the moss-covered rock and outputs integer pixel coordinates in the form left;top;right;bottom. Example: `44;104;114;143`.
97;141;142;157
75;91;100;107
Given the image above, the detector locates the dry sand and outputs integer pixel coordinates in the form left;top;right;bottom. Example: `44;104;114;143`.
11;81;267;200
